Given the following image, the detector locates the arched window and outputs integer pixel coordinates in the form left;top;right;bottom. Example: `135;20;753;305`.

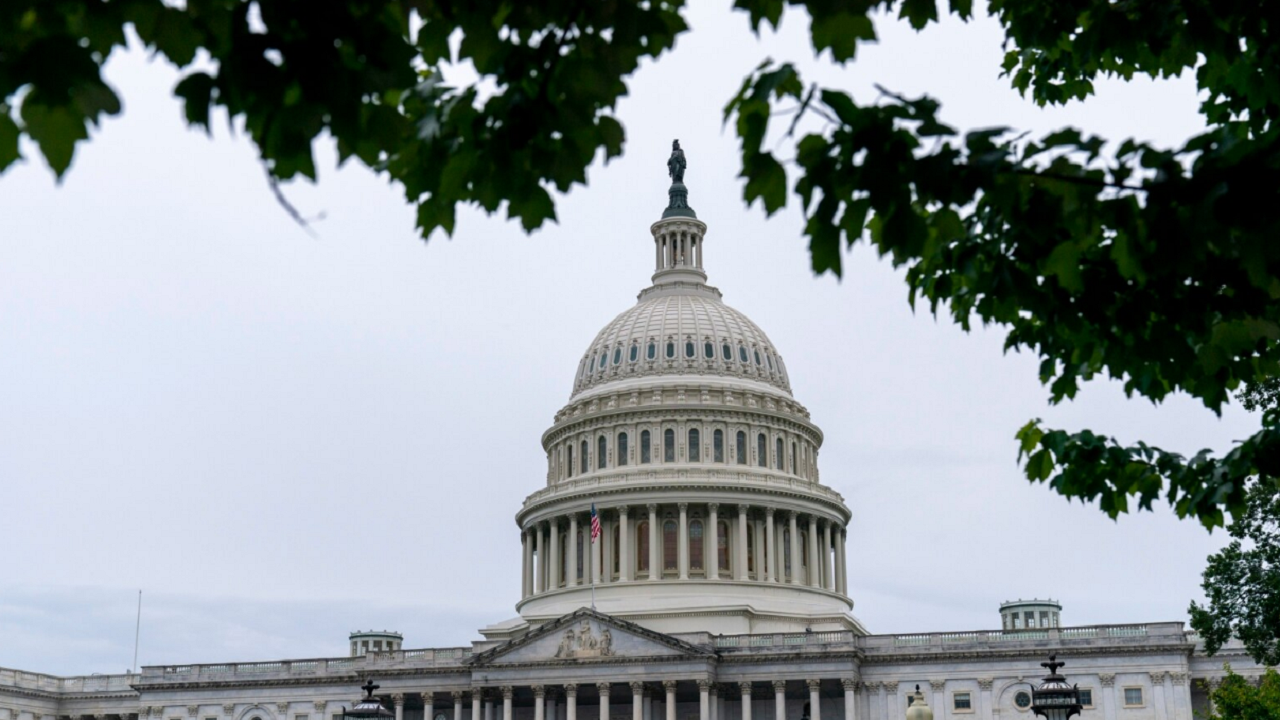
618;432;629;466
567;444;574;477
637;521;650;573
640;430;652;463
629;344;638;362
722;343;732;360
714;429;724;462
783;528;792;579
599;352;607;369
613;347;622;365
739;345;749;363
717;520;731;573
791;442;797;474
598;435;607;469
776;438;784;470
664;428;675;462
757;433;767;467
704;341;714;358
685;340;695;358
647;341;656;360
747;524;756;574
580;440;589;474
754;349;762;365
666;340;675;358
689;519;704;571
736;431;747;465
663;520;678;571
688;428;701;462
612;524;621;578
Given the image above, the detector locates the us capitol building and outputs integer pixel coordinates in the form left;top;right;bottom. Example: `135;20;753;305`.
1;143;1266;720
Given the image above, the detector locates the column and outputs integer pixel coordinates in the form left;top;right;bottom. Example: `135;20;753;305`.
700;681;712;720
1171;673;1190;720
1202;678;1219;718
550;520;561;589
536;525;546;593
929;682;945;720
314;702;327;720
567;685;578;720
633;683;645;720
863;683;880;720
453;691;464;720
740;683;753;720
619;506;631;581
1151;672;1168;720
599;684;611;720
644;686;653;720
648;504;660;581
788;512;800;585
736;505;749;581
522;531;531;597
536;687;547;720
593;519;603;585
393;695;405;720
884;683;898;720
569;514;580;587
836;528;847;595
678;503;690;579
549;692;559;720
486;694;495;720
822;522;834;590
502;688;513;720
710;686;720;720
976;680;993;720
765;508;777;583
842;680;857;720
708;504;720;580
808;680;821;720
773;681;786;720
1099;675;1117;720
808;517;820;588
665;682;677;720
473;689;483;720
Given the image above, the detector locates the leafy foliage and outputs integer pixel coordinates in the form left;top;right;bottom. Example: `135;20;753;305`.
1189;482;1280;666
1205;666;1280;720
0;0;685;234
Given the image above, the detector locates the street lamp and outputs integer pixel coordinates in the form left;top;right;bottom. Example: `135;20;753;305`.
1031;655;1082;720
342;679;395;720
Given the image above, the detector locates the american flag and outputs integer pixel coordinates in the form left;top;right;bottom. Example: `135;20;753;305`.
590;503;601;542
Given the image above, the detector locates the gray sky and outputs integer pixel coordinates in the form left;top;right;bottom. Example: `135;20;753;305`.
0;2;1255;677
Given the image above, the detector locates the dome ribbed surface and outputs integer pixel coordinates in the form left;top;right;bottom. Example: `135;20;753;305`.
571;291;792;398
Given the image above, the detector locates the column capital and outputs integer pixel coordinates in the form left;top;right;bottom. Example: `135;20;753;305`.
597;683;612;697
773;681;787;692
787;510;797;520
698;680;712;692
765;507;775;518
275;705;288;716
884;682;899;693
188;707;201;718
1202;677;1221;690
977;679;993;691
929;680;944;692
223;706;237;716
738;504;749;515
739;682;753;695
863;682;882;693
391;695;405;707
1099;674;1115;688
708;502;719;512
451;691;465;701
647;503;658;513
565;684;578;697
501;688;514;700
1170;672;1188;686
1149;672;1167;685
663;681;677;692
678;502;688;512
618;505;629;516
841;679;858;692
533;686;546;699
806;679;821;691
631;682;645;694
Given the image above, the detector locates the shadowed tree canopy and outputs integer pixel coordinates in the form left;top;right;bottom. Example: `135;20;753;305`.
3;0;1279;528
1204;666;1280;720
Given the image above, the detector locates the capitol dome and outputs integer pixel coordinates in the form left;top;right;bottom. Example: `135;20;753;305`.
487;142;860;641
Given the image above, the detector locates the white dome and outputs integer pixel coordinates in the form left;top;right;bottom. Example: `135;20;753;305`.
571;284;792;399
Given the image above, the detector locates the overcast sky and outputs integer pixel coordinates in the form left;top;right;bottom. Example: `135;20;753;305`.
0;2;1256;677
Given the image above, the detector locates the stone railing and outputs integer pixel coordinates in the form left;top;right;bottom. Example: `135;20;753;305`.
524;469;845;506
140;649;472;684
708;623;1186;655
0;667;140;694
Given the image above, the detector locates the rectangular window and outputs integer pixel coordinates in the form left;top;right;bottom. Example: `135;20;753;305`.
1079;690;1094;708
295;715;310;720
1123;688;1144;707
953;694;972;712
664;429;675;462
641;431;651;463
714;430;724;462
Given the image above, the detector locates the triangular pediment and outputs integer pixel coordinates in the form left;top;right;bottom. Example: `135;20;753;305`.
468;608;716;666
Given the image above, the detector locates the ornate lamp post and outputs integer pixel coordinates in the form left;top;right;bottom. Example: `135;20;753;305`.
342;679;395;720
1031;656;1082;720
905;685;933;720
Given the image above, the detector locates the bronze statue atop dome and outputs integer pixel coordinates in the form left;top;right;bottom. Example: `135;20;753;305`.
667;139;686;183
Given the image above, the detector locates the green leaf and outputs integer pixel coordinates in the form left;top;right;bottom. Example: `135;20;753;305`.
174;73;216;130
899;0;939;30
21;99;88;179
743;151;787;213
1044;242;1084;292
810;12;874;62
0;111;20;172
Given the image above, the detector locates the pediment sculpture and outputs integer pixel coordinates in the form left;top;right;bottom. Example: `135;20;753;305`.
554;620;614;659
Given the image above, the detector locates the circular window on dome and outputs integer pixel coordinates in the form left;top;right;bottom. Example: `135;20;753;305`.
685;341;695;358
666;341;675;358
613;347;622;365
629;345;639;362
1014;692;1032;710
738;346;748;363
722;343;732;360
704;341;714;358
647;341;656;360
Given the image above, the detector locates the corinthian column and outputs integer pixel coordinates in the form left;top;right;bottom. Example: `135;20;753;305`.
740;683;753;720
765;508;777;582
619;506;631;581
501;688;513;720
632;683;645;720
678;503;690;579
708;504;720;580
736;505;749;581
535;526;546;593
599;684;611;720
648;504;660;580
566;685;578;720
535;687;546;720
549;520;561;589
788;512;800;584
568;514;580;587
822;521;834;590
808;517;820;587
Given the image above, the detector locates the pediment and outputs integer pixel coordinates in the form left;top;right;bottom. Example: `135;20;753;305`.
469;608;716;666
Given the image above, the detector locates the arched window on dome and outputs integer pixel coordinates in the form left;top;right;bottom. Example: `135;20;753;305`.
567;444;574;477
688;428;700;462
598;435;607;469
704;341;714;359
637;520;650;574
629;344;638;362
685;339;695;358
717;520;731;574
663;428;675;462
666;340;675;359
611;524;620;579
754;349;762;365
776;438;784;470
599;352;607;369
689;519;704;573
580;440;589;474
640;430;651;464
722;343;732;361
618;432;629;466
738;345;749;363
663;520;678;572
647;341;656;360
736;431;747;465
791;442;798;474
713;429;724;462
757;433;767;467
766;352;774;371
613;347;622;365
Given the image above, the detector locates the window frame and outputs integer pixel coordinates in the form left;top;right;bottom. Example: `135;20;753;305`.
952;693;973;714
1122;688;1144;708
1078;689;1094;709
688;428;701;462
617;432;629;466
640;430;651;464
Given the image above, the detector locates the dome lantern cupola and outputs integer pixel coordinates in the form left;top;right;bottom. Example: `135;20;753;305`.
651;139;708;288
